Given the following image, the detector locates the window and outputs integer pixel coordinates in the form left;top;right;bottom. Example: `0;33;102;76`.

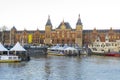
9;57;12;60
13;57;17;59
67;32;69;38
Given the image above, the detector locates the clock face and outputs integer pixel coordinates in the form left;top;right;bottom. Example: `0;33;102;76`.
77;27;81;30
46;27;49;31
61;25;66;29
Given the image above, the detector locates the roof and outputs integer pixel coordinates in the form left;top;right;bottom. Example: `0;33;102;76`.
76;14;82;25
11;26;17;30
83;29;120;34
10;42;26;51
0;43;8;51
45;15;52;27
56;22;72;29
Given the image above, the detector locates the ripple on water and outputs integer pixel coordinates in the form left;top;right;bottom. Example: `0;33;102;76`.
0;56;120;80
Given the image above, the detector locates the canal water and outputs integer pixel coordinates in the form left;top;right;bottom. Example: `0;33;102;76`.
0;55;120;80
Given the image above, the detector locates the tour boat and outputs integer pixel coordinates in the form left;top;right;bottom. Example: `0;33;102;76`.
0;42;29;62
47;50;65;56
90;48;105;54
0;55;21;62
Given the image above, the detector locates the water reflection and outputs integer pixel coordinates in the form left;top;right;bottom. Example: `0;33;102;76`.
0;55;120;80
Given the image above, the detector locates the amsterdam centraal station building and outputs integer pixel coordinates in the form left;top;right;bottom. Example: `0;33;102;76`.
0;15;120;47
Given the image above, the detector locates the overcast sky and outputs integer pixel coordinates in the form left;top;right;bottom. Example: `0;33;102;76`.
0;0;120;30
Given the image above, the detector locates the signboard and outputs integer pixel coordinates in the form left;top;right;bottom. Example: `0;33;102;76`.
28;34;32;43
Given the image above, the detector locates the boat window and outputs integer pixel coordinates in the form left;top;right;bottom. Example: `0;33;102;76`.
9;57;12;59
101;44;105;47
93;48;97;51
92;44;93;47
97;45;99;47
101;50;104;51
13;57;17;59
112;43;114;46
106;43;110;47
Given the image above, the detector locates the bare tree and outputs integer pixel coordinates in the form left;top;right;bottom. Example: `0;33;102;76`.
0;25;7;44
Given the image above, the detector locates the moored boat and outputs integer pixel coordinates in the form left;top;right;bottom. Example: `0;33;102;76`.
105;52;120;57
90;48;105;56
47;50;65;56
10;42;30;61
48;52;65;56
0;42;22;62
25;45;48;56
88;34;120;55
0;55;21;62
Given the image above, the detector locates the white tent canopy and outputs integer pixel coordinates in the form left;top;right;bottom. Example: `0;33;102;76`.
50;45;60;50
0;42;8;51
57;47;64;50
64;47;77;51
10;42;26;51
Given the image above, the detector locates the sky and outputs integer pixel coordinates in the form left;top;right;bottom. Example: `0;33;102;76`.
0;0;120;30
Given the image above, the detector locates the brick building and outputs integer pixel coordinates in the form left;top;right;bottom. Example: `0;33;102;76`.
0;15;120;47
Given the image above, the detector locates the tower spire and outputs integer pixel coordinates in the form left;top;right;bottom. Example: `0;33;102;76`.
45;15;52;27
76;14;82;25
62;19;64;25
48;15;50;19
79;14;80;19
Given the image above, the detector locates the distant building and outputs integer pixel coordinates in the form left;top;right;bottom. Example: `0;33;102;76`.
0;14;120;47
83;28;120;47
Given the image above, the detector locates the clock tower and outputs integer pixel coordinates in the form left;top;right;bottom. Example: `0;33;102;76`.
75;14;83;47
45;15;53;44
